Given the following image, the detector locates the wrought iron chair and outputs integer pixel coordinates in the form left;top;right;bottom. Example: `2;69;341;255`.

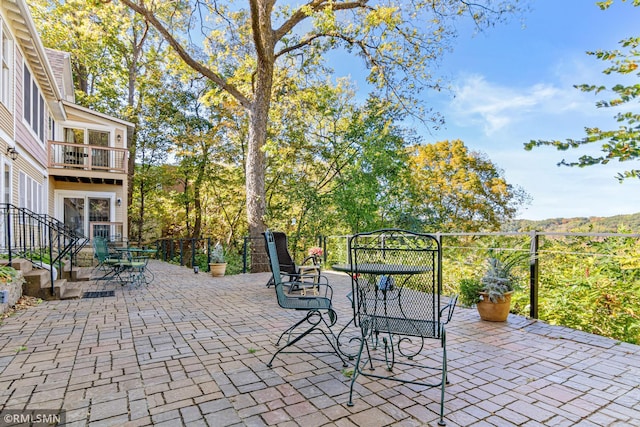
345;229;457;426
266;231;321;294
263;230;347;368
92;237;121;277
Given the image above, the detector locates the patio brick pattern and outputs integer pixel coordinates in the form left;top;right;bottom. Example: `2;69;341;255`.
0;260;638;426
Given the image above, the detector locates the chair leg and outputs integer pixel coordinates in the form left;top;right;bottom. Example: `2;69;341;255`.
438;330;448;426
347;329;370;406
267;310;348;368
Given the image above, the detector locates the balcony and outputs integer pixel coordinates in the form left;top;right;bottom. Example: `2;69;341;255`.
48;141;128;184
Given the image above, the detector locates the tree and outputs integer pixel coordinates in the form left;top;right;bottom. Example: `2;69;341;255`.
331;97;414;233
31;0;182;233
525;0;639;181
111;0;521;271
408;140;529;232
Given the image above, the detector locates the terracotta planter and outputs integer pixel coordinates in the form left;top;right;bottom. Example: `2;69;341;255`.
476;291;512;322
209;263;227;277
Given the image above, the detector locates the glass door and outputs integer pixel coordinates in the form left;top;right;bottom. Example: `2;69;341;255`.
89;198;110;239
63;197;85;237
89;130;109;168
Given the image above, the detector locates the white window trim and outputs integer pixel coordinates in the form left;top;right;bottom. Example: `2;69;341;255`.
54;190;116;237
18;171;43;214
0;19;13;109
22;62;47;145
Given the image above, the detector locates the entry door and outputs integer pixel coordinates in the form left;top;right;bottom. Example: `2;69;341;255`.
88;198;110;239
63;197;85;236
62;196;112;238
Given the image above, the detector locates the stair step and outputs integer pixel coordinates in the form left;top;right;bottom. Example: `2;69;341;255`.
1;258;34;274
71;267;94;282
22;269;51;297
60;282;83;300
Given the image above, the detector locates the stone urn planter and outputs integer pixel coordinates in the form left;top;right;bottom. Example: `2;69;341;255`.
459;252;529;322
209;263;227;277
476;291;513;322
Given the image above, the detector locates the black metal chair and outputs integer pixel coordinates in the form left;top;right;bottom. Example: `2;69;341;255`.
266;231;321;293
263;230;347;368
345;229;457;426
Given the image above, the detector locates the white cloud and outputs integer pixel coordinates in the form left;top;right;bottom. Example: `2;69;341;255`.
447;73;604;137
426;70;640;221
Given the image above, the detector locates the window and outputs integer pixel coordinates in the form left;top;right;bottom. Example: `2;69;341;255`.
18;172;42;213
2;161;10;204
22;63;47;143
23;67;30;123
0;21;11;107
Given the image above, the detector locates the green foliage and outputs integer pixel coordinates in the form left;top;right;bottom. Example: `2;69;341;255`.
0;266;21;284
210;243;225;263
535;235;640;344
409;140;530;232
456;250;529;305
459;277;483;306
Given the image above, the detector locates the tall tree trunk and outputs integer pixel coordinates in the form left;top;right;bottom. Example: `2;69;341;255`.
246;0;275;272
192;167;203;239
137;179;144;244
246;57;273;272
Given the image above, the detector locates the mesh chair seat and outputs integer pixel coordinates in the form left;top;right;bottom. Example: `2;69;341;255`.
278;293;332;311
362;315;440;338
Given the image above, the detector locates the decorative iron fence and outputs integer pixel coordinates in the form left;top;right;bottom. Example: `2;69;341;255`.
0;203;85;293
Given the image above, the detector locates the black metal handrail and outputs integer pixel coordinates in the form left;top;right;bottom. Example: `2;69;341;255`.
1;203;83;295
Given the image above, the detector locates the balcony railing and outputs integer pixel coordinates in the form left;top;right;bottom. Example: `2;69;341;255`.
48;141;128;173
89;222;124;243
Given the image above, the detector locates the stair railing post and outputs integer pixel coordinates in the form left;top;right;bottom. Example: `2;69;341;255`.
49;225;55;295
5;205;12;263
242;237;247;273
529;230;540;319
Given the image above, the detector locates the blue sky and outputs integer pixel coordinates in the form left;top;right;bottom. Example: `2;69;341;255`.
419;0;640;220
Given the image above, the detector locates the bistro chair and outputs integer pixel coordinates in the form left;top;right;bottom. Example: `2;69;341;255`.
92;237;121;280
263;230;347;368
345;229;457;426
266;231;321;294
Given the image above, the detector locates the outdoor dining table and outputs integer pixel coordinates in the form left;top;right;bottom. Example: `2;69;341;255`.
112;247;156;286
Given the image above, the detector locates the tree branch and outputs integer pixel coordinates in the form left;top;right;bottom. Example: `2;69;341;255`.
117;0;251;109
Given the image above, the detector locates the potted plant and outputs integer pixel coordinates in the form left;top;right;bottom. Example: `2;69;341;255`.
459;252;528;322
208;243;227;277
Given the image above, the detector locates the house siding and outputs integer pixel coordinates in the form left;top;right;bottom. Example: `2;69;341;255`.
14;49;47;168
0;103;11;138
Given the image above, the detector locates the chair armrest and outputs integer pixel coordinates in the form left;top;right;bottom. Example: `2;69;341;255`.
301;255;320;266
283;274;333;299
439;294;458;324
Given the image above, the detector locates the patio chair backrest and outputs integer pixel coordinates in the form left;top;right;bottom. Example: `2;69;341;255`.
93;237;112;262
271;231;297;275
348;228;443;339
264;230;289;306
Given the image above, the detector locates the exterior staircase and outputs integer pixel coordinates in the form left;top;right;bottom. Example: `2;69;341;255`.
1;203;92;301
2;258;89;300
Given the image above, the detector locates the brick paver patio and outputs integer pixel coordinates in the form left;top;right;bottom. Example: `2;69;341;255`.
0;260;638;426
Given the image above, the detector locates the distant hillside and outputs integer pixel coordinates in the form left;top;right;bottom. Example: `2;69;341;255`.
502;213;640;233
